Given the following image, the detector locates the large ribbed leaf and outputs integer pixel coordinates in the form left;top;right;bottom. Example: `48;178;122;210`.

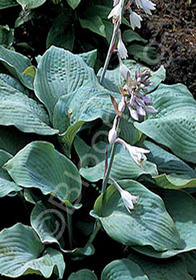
128;252;193;280
0;73;29;94
34;46;118;134
133;190;196;258
52;83;115;133
79;49;97;69
75;138;157;182
101;259;149;280
4;141;82;203
144;141;196;189
34;46;96;121
0;77;58;135
97;60;166;93
30;200;65;249
0;223;65;278
135;83;196;163
92;180;180;251
68;269;98;280
0;45;34;89
0;150;21;197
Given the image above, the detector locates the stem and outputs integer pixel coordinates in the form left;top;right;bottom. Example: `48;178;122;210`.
84;220;102;248
99;21;120;85
101;116;122;212
101;142;117;193
109;177;122;193
66;208;73;249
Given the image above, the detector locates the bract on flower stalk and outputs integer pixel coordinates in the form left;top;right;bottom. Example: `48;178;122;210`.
110;177;138;212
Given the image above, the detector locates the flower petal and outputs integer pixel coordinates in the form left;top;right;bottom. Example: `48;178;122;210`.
129;10;142;30
108;2;122;20
117;36;128;59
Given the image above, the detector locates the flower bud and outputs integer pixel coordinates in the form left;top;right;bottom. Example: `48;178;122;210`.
108;127;117;144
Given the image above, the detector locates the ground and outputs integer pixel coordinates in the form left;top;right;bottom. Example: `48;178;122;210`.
140;0;196;97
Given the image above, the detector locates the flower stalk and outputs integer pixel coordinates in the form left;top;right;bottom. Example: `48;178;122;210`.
100;0;126;84
99;21;120;84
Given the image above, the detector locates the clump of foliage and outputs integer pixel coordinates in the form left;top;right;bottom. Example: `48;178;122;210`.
0;0;196;279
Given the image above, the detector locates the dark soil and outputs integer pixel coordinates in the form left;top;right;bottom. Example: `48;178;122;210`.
139;0;196;97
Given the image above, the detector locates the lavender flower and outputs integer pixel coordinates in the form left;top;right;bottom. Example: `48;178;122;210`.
119;68;158;120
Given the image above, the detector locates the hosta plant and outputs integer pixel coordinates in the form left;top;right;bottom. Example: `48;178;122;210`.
0;0;196;279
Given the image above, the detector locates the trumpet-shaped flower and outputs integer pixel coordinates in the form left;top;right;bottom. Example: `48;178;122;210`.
108;116;118;144
129;9;142;30
117;31;128;59
119;58;131;80
121;188;138;212
135;0;156;15
108;0;123;23
118;97;126;113
110;178;138;212
116;138;150;166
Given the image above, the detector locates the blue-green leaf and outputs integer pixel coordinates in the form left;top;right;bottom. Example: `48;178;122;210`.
0;150;21;197
79;49;97;68
75;138;157;182
34;46;118;135
0;223;65;278
93;180;180;251
97;60;166;93
4;141;82;203
128;252;193;280
68;269;98;280
133;190;196;258
144;141;196;189
0;77;58;135
135;83;196;163
0;45;34;89
30;200;66;249
101;259;149;280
